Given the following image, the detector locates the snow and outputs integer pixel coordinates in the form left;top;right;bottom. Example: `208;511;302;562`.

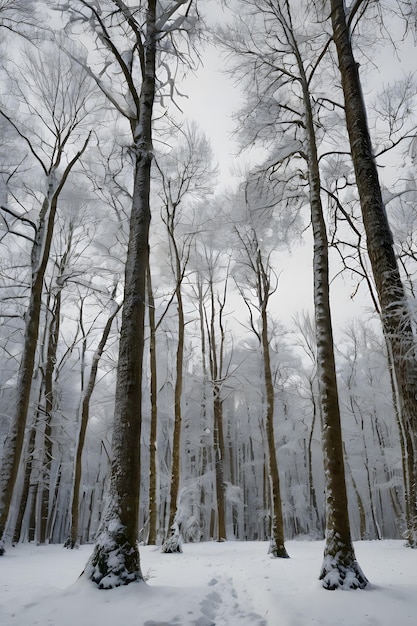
1;540;416;625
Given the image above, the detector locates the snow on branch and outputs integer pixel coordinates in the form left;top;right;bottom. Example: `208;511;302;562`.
255;139;303;173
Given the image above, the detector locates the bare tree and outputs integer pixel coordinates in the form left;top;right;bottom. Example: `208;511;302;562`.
59;0;199;586
202;247;229;543
219;0;367;588
232;181;289;558
0;44;93;553
155;123;216;552
65;288;122;549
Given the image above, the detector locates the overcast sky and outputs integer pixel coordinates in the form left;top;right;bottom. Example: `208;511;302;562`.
177;3;416;333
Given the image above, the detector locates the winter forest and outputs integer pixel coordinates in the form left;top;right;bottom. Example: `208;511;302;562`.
1;0;417;615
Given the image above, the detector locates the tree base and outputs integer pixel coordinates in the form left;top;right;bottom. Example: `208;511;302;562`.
161;532;183;554
63;537;79;550
268;538;290;558
319;554;369;590
403;528;417;549
82;527;143;589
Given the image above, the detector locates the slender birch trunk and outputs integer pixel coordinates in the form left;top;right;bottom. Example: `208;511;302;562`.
38;285;61;545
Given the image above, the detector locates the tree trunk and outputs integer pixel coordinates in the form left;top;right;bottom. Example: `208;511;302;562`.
213;388;227;542
12;424;36;544
39;285;62;545
161;284;185;553
82;2;156;587
329;0;417;547
208;277;227;543
292;36;368;587
147;264;158;545
258;254;288;558
0;191;55;552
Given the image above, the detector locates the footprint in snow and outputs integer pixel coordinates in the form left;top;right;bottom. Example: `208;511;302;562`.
196;575;267;626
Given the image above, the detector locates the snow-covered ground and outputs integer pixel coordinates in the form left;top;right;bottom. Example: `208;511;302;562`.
1;539;415;625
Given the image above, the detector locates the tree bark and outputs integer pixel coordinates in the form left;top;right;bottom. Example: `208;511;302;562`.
208;278;227;543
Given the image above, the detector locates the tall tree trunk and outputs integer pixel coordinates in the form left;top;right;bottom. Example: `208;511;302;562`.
196;277;210;538
162;284;185;553
257;252;288;558
329;0;417;547
12;424;36;544
82;3;156;586
210;279;227;543
0;192;55;553
38;285;62;545
213;388;226;542
291;32;368;587
147;264;158;545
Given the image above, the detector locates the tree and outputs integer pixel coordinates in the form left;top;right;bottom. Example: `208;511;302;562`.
65;289;122;549
155;123;216;552
232;179;289;558
201;246;229;543
146;263;159;545
219;0;368;588
292;312;324;537
0;44;93;553
0;0;37;40
329;0;417;548
59;0;199;586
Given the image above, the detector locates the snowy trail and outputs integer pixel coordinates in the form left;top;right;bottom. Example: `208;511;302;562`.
196;574;267;625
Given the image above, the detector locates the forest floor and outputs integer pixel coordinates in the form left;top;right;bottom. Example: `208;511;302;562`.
1;539;415;625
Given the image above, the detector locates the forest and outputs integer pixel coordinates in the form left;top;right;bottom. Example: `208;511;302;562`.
0;0;417;603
